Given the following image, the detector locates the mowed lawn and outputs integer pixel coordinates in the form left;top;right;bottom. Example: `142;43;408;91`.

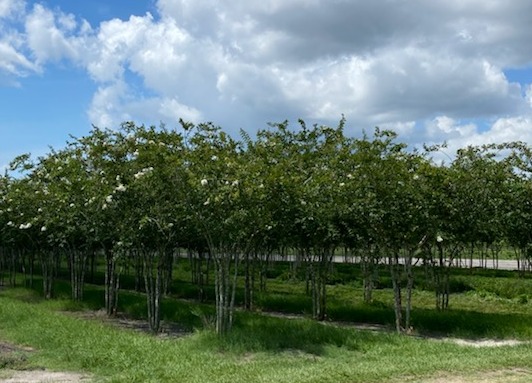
1;282;532;383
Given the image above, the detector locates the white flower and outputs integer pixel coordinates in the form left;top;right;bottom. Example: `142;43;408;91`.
133;150;139;156
347;173;354;179
7;221;14;227
300;200;307;206
203;198;210;206
115;184;127;192
19;223;32;230
436;235;444;243
41;226;47;232
38;208;43;212
339;182;345;187
116;175;121;181
413;174;420;181
167;223;174;228
105;195;113;203
211;155;218;161
102;203;108;210
134;172;143;179
232;180;239;187
69;203;75;208
201;179;208;186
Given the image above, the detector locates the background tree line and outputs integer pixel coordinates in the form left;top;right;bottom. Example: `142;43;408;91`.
1;120;532;335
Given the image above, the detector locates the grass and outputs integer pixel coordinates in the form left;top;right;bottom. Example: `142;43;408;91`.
2;260;532;382
1;285;532;383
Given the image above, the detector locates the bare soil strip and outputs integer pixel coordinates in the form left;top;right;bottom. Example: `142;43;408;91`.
0;370;91;383
408;368;532;383
0;341;91;383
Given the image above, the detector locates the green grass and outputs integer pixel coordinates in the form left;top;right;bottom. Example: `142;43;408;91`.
2;259;532;382
1;287;532;383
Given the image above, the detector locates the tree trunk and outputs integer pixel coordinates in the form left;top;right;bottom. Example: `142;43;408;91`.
390;251;403;333
105;248;120;316
38;249;57;300
212;246;240;336
69;248;88;301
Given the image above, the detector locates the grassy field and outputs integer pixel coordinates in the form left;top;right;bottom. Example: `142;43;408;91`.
1;263;532;382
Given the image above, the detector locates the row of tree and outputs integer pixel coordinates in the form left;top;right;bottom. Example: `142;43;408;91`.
1;120;532;334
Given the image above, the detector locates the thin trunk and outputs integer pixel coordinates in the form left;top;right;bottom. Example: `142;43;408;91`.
404;251;414;332
105;248;120;316
39;249;56;300
244;251;252;310
390;251;403;333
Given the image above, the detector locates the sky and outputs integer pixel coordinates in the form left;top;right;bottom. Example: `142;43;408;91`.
1;0;532;170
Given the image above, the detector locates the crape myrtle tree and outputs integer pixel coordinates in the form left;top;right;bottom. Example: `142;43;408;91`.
250;122;302;289
0;173;20;287
185;122;244;334
1;166;43;289
290;121;347;321
0;173;8;285
74;126;135;315
124;123;187;333
354;129;432;333
34;146;101;302
414;157;457;311
504;143;532;273
234;129;277;311
4;118;532;337
248;120;347;321
450;145;513;270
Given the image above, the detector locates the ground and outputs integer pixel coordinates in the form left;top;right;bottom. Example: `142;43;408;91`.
1;311;530;383
0;341;89;383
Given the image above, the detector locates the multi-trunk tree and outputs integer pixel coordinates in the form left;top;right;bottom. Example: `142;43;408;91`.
2;120;532;336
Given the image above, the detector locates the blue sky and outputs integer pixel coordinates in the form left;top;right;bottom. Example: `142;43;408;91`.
1;0;532;170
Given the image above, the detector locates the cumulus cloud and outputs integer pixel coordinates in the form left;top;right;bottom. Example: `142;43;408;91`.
25;4;91;64
3;0;532;150
0;0;24;19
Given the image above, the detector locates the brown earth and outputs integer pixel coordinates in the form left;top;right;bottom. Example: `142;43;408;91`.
0;341;90;383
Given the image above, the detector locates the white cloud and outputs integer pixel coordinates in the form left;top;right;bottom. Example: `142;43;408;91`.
3;0;532;153
0;0;23;19
25;4;89;64
87;81;202;129
0;40;36;76
88;81;130;128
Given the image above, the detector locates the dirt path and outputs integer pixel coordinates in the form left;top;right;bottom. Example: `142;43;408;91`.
409;368;532;383
0;341;91;383
0;370;91;383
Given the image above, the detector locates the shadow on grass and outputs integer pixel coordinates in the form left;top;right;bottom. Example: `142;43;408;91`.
413;308;532;339
193;313;400;356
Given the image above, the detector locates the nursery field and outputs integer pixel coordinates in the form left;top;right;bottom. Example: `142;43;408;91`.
1;263;532;383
